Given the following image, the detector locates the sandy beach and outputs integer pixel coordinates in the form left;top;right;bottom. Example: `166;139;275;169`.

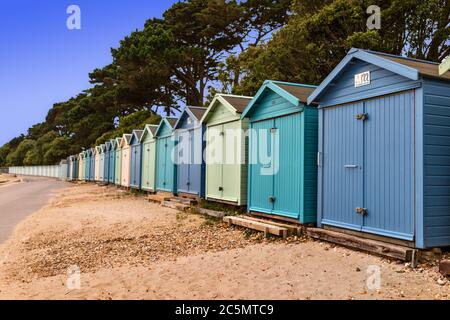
0;182;448;300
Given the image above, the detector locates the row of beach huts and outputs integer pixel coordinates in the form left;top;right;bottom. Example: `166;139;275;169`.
14;49;450;250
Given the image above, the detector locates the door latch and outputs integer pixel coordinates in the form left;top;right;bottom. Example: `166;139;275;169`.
218;186;223;191
355;207;368;216
268;196;276;203
356;113;369;121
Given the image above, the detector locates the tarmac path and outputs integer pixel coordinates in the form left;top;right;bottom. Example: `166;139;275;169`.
0;176;70;243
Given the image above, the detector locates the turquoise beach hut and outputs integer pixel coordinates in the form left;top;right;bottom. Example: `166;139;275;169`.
155;117;178;193
241;80;318;223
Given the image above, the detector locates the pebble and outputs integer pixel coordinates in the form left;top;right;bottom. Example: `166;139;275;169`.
437;279;447;286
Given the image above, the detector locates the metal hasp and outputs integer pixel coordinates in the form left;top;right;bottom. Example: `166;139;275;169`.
355;207;368;216
268;196;276;203
355;113;369;121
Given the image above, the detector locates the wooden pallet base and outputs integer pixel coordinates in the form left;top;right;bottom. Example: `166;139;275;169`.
243;215;304;236
162;201;190;211
306;228;417;262
195;207;226;219
249;211;303;225
223;215;300;239
164;196;197;206
147;194;165;204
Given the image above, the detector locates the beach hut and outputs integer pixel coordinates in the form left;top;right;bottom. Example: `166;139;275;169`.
99;144;106;182
241;81;318;223
94;146;101;181
83;149;91;181
103;142;111;183
307;48;450;248
130;130;144;189
114;137;122;185
120;134;132;187
67;156;76;181
60;160;68;181
77;153;83;181
88;148;95;181
155;117;178;193
85;148;92;181
174;106;207;197
73;155;79;181
201;94;253;205
80;151;86;180
140;125;158;192
66;157;71;180
68;159;71;180
108;139;116;184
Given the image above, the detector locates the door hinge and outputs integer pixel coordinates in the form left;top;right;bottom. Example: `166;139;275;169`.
355;207;368;216
356;113;369;121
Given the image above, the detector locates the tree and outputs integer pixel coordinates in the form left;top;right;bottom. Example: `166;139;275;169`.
5;139;35;166
230;0;450;95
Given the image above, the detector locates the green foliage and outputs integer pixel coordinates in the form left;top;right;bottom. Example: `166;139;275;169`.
229;0;450;94
5;139;35;166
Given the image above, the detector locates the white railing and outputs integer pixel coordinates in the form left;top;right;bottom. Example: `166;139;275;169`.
9;164;68;180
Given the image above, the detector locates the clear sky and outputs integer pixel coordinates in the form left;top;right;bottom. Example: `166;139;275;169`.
0;0;177;146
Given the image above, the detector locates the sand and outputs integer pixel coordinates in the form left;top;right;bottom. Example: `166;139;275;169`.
0;174;21;187
0;183;448;300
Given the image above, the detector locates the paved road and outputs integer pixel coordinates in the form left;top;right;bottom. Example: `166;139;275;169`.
0;176;71;243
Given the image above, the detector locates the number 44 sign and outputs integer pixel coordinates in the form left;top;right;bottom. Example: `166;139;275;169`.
355;71;371;87
439;56;450;76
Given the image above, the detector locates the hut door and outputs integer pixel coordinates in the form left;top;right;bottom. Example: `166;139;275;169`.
142;142;151;188
249;119;274;214
156;139;167;190
362;92;415;240
164;138;175;192
272;113;301;219
222;121;241;202
134;146;141;187
177;131;191;193
104;152;109;182
188;129;202;195
109;152;115;182
206;124;224;200
322;101;364;230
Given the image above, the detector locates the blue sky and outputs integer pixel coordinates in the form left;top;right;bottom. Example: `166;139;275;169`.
0;0;177;146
